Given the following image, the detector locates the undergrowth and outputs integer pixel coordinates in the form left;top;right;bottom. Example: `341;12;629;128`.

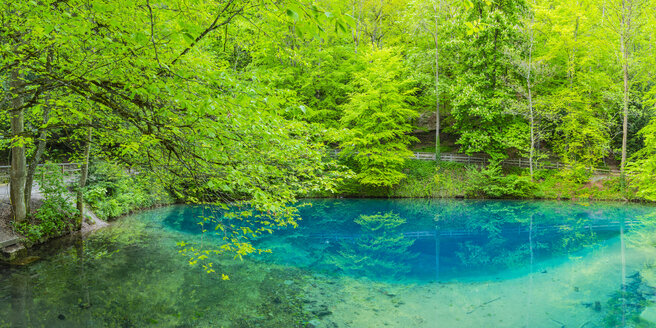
14;162;78;243
330;159;637;201
83;162;174;220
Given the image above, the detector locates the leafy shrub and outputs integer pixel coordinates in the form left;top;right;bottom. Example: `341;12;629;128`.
84;162;174;220
465;164;536;198
557;164;592;184
389;161;470;198
533;169;557;181
403;160;436;179
15;162;79;243
336;157;630;201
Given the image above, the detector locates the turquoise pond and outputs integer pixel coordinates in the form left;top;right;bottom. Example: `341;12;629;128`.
2;199;656;327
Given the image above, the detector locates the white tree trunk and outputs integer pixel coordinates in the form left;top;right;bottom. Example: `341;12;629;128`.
77;127;93;226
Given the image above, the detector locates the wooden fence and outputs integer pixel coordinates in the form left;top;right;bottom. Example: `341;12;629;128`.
0;163;81;181
417;152;621;175
333;150;621;175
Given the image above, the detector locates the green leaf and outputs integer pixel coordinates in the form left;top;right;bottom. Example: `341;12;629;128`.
286;9;300;21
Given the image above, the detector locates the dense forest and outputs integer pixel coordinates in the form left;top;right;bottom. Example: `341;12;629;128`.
2;0;656;256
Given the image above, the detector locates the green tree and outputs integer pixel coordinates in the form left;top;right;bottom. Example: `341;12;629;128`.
628;119;656;200
337;48;419;187
604;0;651;174
553;95;611;168
446;0;529;160
1;0;343;261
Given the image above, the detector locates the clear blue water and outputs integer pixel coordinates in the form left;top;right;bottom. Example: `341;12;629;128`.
2;199;656;327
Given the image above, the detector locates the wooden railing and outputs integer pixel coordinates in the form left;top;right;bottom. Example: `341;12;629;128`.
331;150;621;175
0;163;81;181
414;152;621;175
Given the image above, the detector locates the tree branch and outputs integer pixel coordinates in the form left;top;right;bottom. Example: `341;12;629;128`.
170;0;244;66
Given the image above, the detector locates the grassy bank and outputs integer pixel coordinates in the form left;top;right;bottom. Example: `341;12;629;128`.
328;160;637;202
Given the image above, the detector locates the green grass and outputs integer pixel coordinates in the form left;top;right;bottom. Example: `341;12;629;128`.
330;160;637;201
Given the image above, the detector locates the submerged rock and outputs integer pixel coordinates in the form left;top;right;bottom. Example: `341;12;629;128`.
11;255;40;266
305;303;332;318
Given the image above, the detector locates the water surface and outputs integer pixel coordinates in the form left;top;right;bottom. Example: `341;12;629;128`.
2;199;656;327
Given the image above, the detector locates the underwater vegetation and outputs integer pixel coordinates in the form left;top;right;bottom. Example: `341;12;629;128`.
603;272;655;327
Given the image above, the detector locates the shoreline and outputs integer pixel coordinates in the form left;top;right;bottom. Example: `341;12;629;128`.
305;194;654;204
4;196;654;264
0;201;176;264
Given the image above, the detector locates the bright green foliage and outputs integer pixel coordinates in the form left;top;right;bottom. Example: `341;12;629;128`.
83;162;173;220
330;212;415;277
296;46;360;126
629;119;656;201
466;164;536;198
337;48;419;187
445;0;528;159
553;98;610;168
0;0;347;260
344;160;633;200
530;0;650;165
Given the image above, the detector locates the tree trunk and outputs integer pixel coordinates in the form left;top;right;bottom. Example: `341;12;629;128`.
77;127;93;226
9;270;30;326
621;51;629;174
25;51;53;215
9;67;27;223
75;238;92;311
433;2;441;163
620;0;630;175
25;106;50;216
527;4;535;180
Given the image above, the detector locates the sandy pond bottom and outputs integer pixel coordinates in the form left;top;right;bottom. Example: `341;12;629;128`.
302;238;656;328
2;199;656;328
